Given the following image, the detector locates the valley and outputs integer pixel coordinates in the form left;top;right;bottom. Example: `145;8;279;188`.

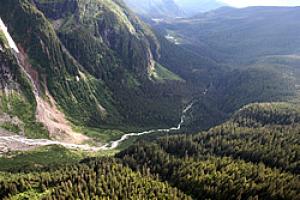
0;101;194;153
0;0;299;199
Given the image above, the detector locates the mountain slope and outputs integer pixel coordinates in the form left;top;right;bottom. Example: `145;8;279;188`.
0;1;299;151
0;0;186;144
174;0;227;16
0;158;192;199
118;102;300;199
1;102;299;199
124;0;184;18
0;3;299;198
157;6;300;64
124;0;227;19
0;24;49;140
152;6;300;131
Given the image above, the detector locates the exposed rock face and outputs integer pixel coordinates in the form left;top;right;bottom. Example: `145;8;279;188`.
0;0;183;131
0;18;90;143
0;57;15;90
34;0;159;78
0;21;18;90
0;34;26;137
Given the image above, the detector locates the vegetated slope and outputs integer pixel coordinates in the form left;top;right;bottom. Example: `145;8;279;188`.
118;102;300;199
0;102;298;199
0;145;83;172
1;0;298;150
124;0;184;18
0;158;191;200
152;6;300;131
154;28;297;132
123;0;227;19
0;30;49;139
157;6;300;65
0;0;186;140
148;35;223;131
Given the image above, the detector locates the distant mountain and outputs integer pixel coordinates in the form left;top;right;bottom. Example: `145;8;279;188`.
1;1;298;143
156;6;300;64
1;2;300;199
174;0;227;16
124;0;228;18
124;0;184;18
153;6;300;129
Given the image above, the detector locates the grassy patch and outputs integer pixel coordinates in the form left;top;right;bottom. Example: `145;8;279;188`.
0;92;49;139
0;92;33;122
151;62;183;82
24;122;49;139
0;30;8;48
0;122;20;133
74;126;125;144
0;145;83;172
9;189;51;200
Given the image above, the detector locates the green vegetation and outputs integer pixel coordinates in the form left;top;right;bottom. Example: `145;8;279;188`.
0;92;49;139
0;45;49;139
0;122;20;134
74;126;125;144
23;122;49;139
0;158;191;199
0;0;186;132
120;144;299;199
0;31;8;48
0;92;34;124
118;102;300;199
0;3;300;199
154;6;300;132
0;102;299;199
160;7;300;66
0;145;82;172
151;62;183;82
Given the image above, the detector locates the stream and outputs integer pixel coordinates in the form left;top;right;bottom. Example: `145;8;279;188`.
0;102;193;152
0;17;195;153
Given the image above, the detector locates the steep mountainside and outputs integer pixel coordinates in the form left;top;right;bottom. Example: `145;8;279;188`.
153;6;300;131
0;27;49;140
0;0;186;143
154;30;298;132
0;2;299;197
1;1;298;150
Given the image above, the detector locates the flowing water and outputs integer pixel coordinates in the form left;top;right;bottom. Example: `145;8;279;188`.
0;102;193;152
0;17;194;153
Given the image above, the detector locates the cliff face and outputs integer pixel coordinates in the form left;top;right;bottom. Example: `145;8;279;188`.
0;51;15;91
34;0;160;78
0;0;183;137
0;28;50;139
